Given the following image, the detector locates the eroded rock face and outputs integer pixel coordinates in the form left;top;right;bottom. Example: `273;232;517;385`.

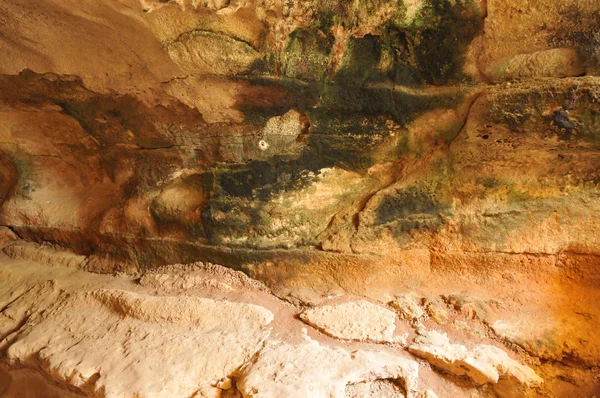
5;289;273;397
0;0;598;287
0;1;599;396
238;337;420;398
0;250;445;398
1;242;600;397
409;329;543;396
299;300;398;342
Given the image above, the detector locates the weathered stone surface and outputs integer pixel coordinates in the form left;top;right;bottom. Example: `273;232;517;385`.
0;250;457;398
300;300;398;342
390;295;426;321
5;289;273;397
166;31;261;75
0;0;598;279
1;1;600;395
480;0;600;80
1;239;600;397
487;48;585;83
237;337;419;398
422;298;449;325
345;379;408;398
409;330;543;395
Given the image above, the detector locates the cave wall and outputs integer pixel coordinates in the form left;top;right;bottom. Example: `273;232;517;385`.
0;0;599;291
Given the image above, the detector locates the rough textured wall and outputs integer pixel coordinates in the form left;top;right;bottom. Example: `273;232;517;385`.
0;0;599;292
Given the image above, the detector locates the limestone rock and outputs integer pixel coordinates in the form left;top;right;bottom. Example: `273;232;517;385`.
166;31;260;75
422;298;448;325
5;289;273;397
139;261;270;294
345;379;407;398
0;227;17;249
487;48;585;83
0;279;59;351
257;109;307;157
299;300;397;342
0;1;600;395
150;173;207;226
409;330;543;396
418;390;439;398
140;272;235;292
3;242;87;269
0;368;82;398
237;337;419;398
443;295;497;321
90;289;274;327
390;295;426;321
479;0;600;79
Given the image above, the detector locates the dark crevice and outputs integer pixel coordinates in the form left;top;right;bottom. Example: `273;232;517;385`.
0;225;24;241
165;29;259;52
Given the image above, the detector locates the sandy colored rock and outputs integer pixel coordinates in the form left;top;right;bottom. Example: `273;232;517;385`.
166;31;260;75
300;300;397;342
409;330;543;395
5;287;273;397
479;0;600;79
237;336;419;398
487;48;585;83
418;390;439;398
0;368;82;398
140;261;270;293
0;0;600;396
390;295;426;321
3;242;87;269
345;379;407;398
91;288;274;327
257;109;307;156
0;0;181;94
422;298;448;325
140;272;235;292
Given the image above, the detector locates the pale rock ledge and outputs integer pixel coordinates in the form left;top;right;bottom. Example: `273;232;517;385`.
237;334;420;398
408;329;543;397
299;300;398;343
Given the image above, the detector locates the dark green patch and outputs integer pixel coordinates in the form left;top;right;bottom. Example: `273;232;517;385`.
334;35;389;85
395;0;483;85
328;0;484;86
206;149;331;201
307;112;400;171
376;187;447;232
281;28;334;81
549;8;600;75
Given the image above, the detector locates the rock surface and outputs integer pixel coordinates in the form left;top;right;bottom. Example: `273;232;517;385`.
0;0;600;396
1;245;599;397
409;330;543;396
0;0;598;282
300;300;398;342
237;336;419;398
5;288;273;397
390;296;426;322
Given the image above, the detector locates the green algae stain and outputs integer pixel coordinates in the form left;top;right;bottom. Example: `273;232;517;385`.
281;28;334;81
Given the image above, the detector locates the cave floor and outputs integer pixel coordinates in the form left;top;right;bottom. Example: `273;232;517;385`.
0;243;599;398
